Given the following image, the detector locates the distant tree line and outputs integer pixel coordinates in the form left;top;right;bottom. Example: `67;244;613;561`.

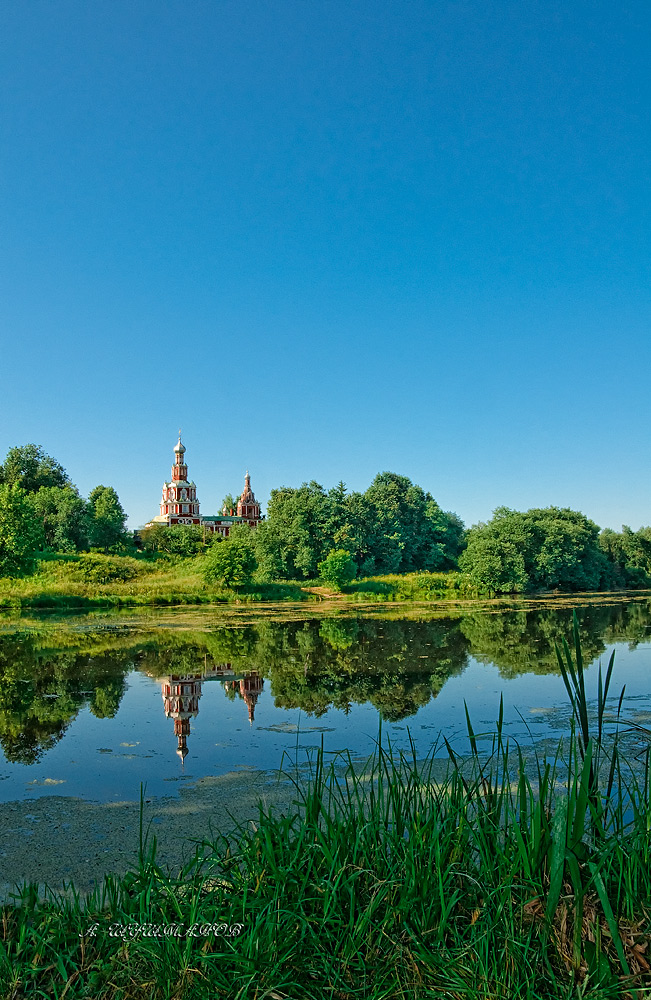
214;486;651;593
0;444;128;576
459;506;651;594
164;472;467;590
1;442;650;595
253;473;465;580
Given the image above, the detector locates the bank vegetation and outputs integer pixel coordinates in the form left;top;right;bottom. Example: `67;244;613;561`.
1;443;650;607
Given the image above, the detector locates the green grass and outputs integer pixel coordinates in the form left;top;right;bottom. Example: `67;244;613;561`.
0;554;641;612
0;555;491;610
343;570;486;601
2;615;650;998
0;553;313;609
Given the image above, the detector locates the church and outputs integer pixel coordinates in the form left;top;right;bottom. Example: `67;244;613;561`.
146;435;262;537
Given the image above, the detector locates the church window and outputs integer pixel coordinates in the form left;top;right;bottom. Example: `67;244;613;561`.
182;504;189;513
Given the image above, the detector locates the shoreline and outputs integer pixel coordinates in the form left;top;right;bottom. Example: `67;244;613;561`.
3;554;650;613
4;723;649;902
0;767;304;902
0;588;649;633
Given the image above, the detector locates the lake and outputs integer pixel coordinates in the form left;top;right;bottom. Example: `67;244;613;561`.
2;594;651;804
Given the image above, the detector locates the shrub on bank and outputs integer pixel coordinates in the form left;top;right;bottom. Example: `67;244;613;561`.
203;527;258;589
345;570;485;601
317;548;357;590
74;554;142;583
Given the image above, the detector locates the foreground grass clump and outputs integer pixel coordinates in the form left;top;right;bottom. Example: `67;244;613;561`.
2;619;650;998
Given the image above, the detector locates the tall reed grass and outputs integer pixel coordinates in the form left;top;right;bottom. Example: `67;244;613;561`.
1;615;649;998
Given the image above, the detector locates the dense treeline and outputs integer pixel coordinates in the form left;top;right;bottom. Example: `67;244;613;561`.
254;473;465;579
215;488;651;593
599;524;651;588
1;442;650;595
459;506;651;593
0;444;128;575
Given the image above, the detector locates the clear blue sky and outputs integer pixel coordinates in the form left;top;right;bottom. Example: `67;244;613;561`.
1;1;649;529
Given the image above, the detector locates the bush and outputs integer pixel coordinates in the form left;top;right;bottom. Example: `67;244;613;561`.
460;506;610;594
75;554;140;584
203;529;257;589
318;549;357;590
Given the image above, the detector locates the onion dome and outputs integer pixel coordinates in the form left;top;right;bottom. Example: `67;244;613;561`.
174;434;186;455
240;470;255;503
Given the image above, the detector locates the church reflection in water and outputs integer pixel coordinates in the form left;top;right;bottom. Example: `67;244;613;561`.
158;663;264;761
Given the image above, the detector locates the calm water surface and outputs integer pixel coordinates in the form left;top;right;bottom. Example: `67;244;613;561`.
1;597;650;802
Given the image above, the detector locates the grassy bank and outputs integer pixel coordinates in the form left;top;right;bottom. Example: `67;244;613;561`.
0;553;313;609
345;570;485;601
2;624;650;998
0;553;641;612
0;553;488;610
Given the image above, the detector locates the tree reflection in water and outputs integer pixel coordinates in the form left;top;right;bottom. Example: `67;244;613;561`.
0;599;649;763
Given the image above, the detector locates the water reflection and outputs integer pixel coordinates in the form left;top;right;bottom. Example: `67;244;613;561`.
0;599;649;766
0;634;131;764
158;666;263;760
459;600;651;677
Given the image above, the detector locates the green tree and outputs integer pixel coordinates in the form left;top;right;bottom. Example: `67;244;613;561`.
255;482;331;579
140;523;204;556
329;488;379;576
88;486;128;552
220;493;238;515
0;484;44;577
599;526;651;587
0;444;70;493
364;472;465;574
318;549;357;590
255;474;464;580
460;506;610;594
204;526;257;588
31;486;90;552
459;531;528;593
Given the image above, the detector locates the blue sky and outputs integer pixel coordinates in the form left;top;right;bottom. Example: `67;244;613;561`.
1;0;649;529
